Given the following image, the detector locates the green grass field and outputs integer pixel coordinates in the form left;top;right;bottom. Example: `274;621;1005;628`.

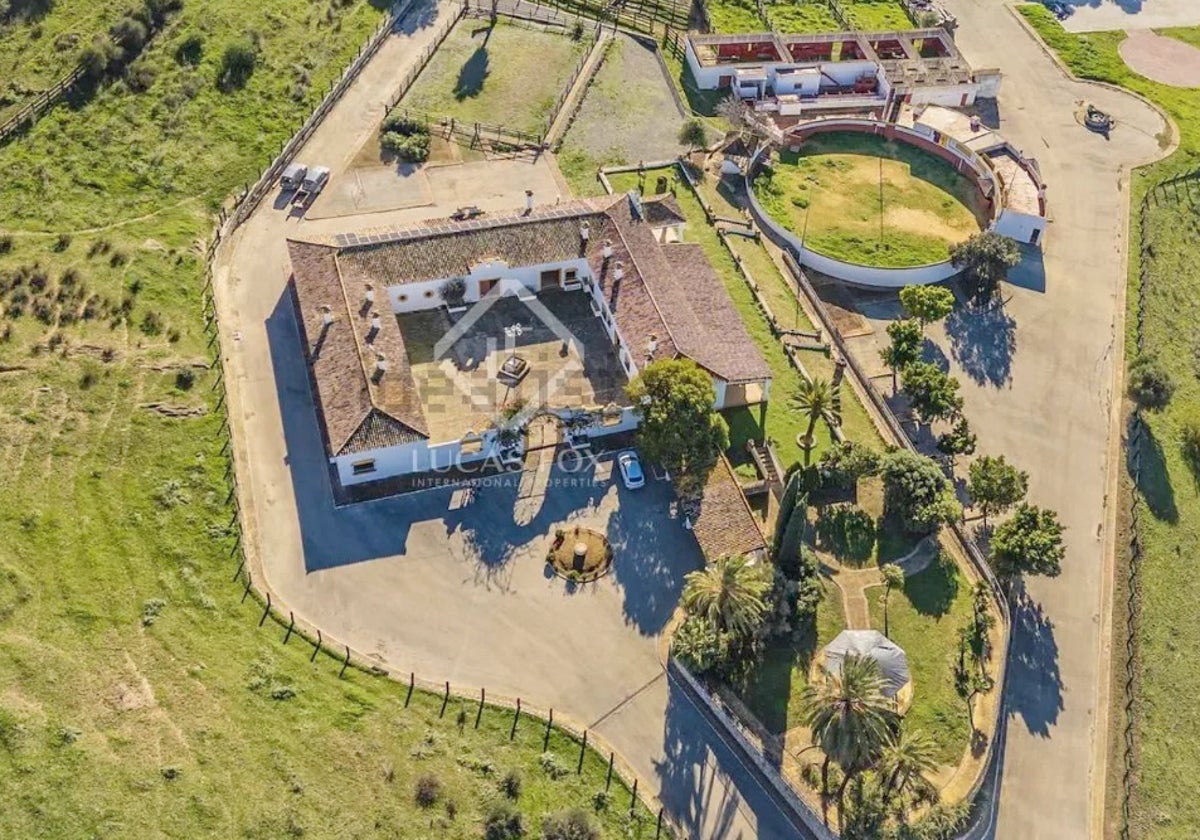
398;18;588;137
842;0;913;31
753;133;985;268
0;2;665;836
0;0;129;122
1017;7;1200;837
704;0;767;33
866;555;973;765
765;0;840;33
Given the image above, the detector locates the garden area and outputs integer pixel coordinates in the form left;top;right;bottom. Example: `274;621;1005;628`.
0;0;669;835
1016;7;1200;838
398;17;589;137
752;132;987;268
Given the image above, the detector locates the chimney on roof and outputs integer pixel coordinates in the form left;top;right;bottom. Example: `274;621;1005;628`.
524;190;534;215
375;351;389;376
370;313;382;333
613;261;624;282
320;305;333;327
365;282;375;306
580;221;590;243
602;239;613;261
647;334;658;358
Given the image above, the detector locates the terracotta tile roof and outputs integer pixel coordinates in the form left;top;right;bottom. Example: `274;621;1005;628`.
690;455;768;560
286;191;770;460
288;241;428;457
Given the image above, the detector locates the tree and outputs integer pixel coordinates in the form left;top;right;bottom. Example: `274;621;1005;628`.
800;654;896;825
880;564;905;638
817;440;880;491
880;319;922;394
773;469;804;550
949;231;1020;301
219;39;258;90
990;503;1065;581
878;727;938;804
681;554;772;638
775;493;810;578
1127;353;1175;412
678;118;708;152
626;358;728;487
936;416;977;465
967;455;1028;526
110;15;148;58
899;285;954;330
792;377;840;463
671;615;726;675
78;39;111;80
879;449;962;534
901;361;963;426
541;808;599;840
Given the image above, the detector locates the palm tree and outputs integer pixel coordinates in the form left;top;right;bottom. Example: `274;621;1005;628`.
878;727;938;805
800;654;896;826
792;378;840;464
880;563;905;638
681;554;771;638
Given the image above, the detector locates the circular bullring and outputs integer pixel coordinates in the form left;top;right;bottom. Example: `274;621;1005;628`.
746;121;1000;287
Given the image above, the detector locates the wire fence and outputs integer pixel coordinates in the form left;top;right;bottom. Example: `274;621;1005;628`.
1119;167;1200;838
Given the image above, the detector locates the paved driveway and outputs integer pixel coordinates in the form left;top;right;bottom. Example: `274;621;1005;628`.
214;3;813;836
840;2;1171;838
1057;0;1200;32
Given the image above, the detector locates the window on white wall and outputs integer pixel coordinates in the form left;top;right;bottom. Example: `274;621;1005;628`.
351;460;377;475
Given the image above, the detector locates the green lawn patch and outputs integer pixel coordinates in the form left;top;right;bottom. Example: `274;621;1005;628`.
735;575;848;734
842;0;913;31
1016;8;1200;836
765;0;840;33
866;554;972;765
704;0;767;33
753;133;985;268
0;2;665;835
398;18;588;137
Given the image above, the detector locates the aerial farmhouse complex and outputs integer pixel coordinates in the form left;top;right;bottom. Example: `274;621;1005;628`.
288;192;770;486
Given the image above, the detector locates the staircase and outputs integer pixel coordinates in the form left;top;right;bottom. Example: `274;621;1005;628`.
746;439;784;497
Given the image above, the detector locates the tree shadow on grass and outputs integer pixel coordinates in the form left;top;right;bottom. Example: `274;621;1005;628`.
1005;588;1063;738
1129;416;1177;523
454;26;494;101
900;551;958;618
944;297;1017;388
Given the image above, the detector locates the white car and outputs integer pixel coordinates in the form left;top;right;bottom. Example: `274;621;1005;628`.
617;451;645;489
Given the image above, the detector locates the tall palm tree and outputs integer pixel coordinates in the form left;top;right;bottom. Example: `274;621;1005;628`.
880;563;905;639
800;654;896;826
792;378;841;464
681;554;771;638
878;727;938;805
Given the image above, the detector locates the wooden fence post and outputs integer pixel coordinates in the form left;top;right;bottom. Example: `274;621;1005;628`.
510;698;521;740
544;709;553;750
577;730;587;773
440;681;451;717
605;751;614;791
311;629;322;662
241;572;252;603
406;672;415;707
283;611;295;644
258;592;271;627
630;778;638;816
339;644;350;678
475;687;485;729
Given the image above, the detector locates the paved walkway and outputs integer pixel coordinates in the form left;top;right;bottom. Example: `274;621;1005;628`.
212;3;810;837
821;538;938;629
846;2;1172;837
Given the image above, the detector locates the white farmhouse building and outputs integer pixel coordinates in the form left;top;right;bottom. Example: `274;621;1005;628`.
287;193;772;489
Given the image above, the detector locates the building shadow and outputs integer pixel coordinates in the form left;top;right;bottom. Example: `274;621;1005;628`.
944;297;1017;388
1004;244;1047;294
393;0;442;34
1004;589;1064;739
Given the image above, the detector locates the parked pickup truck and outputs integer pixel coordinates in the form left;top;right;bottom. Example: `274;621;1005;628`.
296;166;330;203
280;163;307;191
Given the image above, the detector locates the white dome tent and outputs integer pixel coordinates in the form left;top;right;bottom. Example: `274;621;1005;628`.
819;629;913;711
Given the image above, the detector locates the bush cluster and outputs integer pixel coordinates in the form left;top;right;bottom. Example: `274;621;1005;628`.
380;114;431;163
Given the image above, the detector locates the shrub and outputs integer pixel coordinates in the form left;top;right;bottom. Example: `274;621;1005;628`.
1127;353;1174;411
483;803;526;840
0;234;11;254
380;130;430;163
126;60;157;93
110;16;149;57
175;369;195;390
413;773;441;807
219;40;258;90
500;769;522;799
140;310;164;336
538;751;568;780
141;597;166;626
176;32;204;65
78;39;112;80
817;440;880;490
541;808;599;840
53;233;71;251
